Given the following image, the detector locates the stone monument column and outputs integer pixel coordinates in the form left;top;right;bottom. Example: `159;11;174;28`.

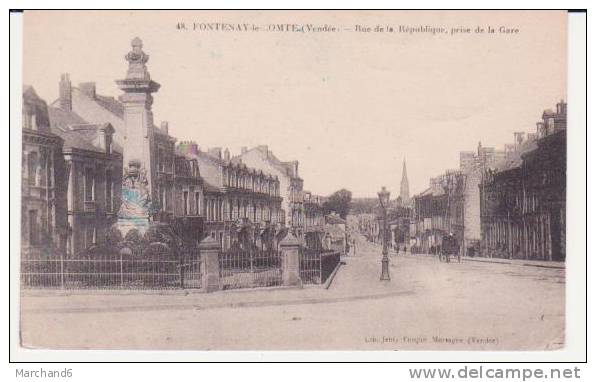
116;37;161;234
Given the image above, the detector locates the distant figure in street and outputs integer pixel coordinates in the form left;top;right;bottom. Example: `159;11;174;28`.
441;233;459;263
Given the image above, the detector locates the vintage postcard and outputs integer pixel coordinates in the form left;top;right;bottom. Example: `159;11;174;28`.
16;10;569;353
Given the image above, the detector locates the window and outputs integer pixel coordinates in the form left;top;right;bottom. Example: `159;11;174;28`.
27;152;38;186
160;187;167;210
84;226;95;249
44;154;53;188
84;167;95;201
232;200;238;220
28;210;39;245
183;191;189;215
106;170;113;212
158;148;165;172
195;192;201;215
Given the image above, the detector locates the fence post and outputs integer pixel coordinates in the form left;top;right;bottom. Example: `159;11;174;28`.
60;253;65;289
199;236;221;293
119;247;132;288
280;233;302;287
120;252;124;288
179;252;185;289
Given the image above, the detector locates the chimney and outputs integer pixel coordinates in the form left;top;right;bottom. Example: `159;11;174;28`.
241;146;248;154
161;121;169;135
59;73;72;111
224;148;230;161
79;82;96;99
557;100;567;115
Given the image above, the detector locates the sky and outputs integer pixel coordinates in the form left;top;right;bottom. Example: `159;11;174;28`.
23;10;567;198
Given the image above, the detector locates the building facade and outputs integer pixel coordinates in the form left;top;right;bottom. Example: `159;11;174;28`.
235;145;306;240
479;101;566;261
303;191;326;250
459;143;506;256
412;171;465;255
176;142;283;250
21;87;67;256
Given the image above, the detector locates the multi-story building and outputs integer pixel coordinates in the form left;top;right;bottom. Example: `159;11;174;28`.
235;145;305;239
412;170;465;254
303;191;326;249
458;143;506;256
479;101;566;261
412;180;446;253
176;142;283;250
48;38;203;244
21;87;67;256
22;83;125;257
48;114;123;255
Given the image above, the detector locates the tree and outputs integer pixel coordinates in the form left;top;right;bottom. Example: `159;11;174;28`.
323;189;352;219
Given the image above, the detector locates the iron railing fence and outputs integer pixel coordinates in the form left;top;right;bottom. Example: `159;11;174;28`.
299;248;340;285
219;248;282;290
20;250;202;290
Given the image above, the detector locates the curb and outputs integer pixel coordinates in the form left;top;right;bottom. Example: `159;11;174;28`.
463;257;565;270
323;261;342;290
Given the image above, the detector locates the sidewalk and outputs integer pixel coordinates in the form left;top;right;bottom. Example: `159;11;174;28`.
462;256;565;269
20;254;410;315
395;251;565;270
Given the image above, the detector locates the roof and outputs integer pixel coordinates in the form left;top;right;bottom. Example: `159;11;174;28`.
48;106;123;154
51;127;106;154
47;107;89;129
237;146;300;179
492;139;538;172
50;86;168;135
95;95;124;118
416;186;445;198
22;86;52;132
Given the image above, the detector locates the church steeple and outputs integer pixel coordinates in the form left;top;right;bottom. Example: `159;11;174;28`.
400;158;410;205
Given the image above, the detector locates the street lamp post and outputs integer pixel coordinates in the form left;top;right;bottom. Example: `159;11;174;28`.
378;186;391;281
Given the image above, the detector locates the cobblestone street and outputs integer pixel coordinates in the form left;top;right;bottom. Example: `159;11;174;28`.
20;233;565;351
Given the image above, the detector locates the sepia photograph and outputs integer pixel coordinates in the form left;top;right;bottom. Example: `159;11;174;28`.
11;9;582;358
